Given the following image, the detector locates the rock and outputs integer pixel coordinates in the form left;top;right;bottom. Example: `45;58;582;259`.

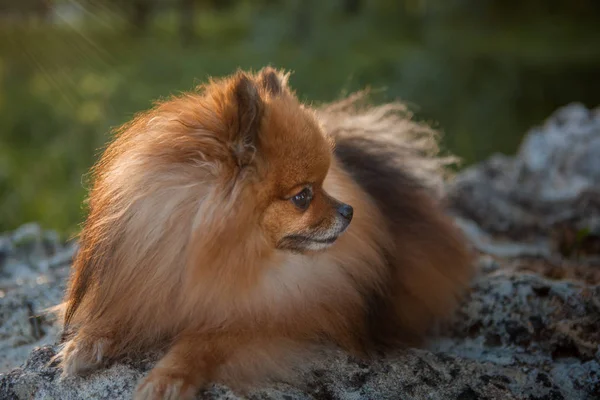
1;223;76;289
514;103;600;203
0;271;65;372
447;103;600;258
0;224;73;372
454;217;553;259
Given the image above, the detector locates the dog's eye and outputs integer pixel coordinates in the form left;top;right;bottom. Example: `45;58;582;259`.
291;188;312;210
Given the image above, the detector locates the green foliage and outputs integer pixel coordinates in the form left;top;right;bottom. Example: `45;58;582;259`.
1;0;600;235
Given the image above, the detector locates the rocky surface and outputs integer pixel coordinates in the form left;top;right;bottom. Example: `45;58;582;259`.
0;223;75;373
1;104;600;399
447;103;600;260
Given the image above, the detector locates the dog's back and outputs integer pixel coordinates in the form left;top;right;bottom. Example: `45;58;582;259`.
320;93;474;347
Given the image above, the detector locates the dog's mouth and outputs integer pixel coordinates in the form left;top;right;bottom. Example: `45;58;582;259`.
283;234;339;245
312;236;338;244
277;233;342;252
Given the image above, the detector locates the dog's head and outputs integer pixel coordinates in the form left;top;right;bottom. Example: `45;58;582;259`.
213;67;353;253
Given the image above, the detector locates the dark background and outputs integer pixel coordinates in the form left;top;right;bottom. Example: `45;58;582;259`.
1;0;599;235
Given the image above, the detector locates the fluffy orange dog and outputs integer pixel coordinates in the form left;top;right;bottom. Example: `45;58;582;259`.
57;67;473;399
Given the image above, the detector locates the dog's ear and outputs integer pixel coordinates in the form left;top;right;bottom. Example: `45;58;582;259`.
230;71;264;167
257;66;289;97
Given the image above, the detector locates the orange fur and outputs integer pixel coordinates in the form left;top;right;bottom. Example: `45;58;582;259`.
56;67;474;399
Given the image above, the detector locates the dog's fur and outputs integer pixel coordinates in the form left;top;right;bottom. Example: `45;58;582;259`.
56;67;474;399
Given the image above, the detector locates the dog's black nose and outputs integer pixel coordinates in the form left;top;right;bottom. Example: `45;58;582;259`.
337;204;353;222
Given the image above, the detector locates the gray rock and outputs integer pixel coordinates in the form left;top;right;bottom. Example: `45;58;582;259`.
0;225;73;373
447;103;600;257
454;217;553;258
1;223;76;288
0;266;66;372
515;103;600;202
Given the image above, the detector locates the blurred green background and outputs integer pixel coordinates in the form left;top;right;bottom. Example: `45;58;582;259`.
1;0;600;236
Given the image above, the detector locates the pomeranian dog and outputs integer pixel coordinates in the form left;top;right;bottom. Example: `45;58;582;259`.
56;67;473;399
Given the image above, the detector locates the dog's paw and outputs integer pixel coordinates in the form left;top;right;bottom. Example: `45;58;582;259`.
55;336;111;377
135;370;197;400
